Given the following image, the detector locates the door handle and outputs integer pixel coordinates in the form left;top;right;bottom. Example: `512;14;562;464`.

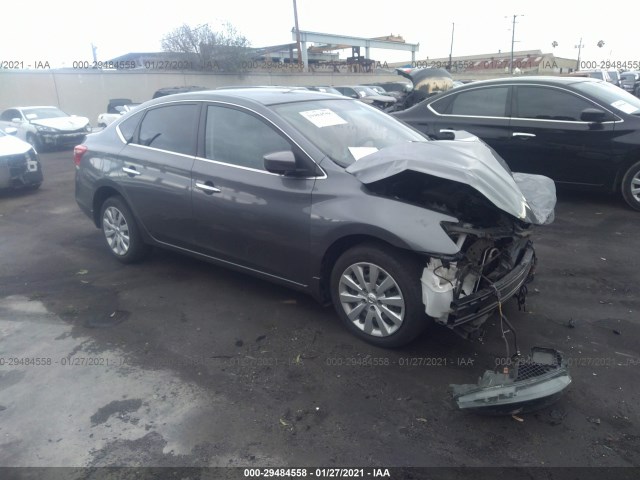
512;132;536;138
122;166;141;176
195;181;221;194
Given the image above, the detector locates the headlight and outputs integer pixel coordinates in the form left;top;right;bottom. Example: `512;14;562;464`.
35;124;56;133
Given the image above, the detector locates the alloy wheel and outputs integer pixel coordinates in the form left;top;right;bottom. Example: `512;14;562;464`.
338;262;405;337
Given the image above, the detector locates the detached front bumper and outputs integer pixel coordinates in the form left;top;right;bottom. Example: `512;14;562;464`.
421;243;536;331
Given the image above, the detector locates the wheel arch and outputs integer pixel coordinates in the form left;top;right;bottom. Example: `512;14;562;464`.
614;150;640;192
92;185;122;227
316;234;427;304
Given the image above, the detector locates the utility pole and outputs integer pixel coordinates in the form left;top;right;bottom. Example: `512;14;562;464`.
509;14;524;74
293;0;302;68
448;23;455;71
575;37;584;71
91;43;98;63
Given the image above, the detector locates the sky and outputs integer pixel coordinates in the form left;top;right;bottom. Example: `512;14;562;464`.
0;0;634;68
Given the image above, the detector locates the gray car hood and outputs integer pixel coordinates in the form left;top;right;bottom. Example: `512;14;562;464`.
346;133;556;225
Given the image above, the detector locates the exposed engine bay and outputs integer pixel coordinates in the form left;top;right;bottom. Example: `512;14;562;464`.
366;170;536;338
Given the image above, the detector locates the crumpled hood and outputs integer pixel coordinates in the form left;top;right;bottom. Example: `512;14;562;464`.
30;116;89;131
362;94;396;104
0;134;31;156
345;133;556;225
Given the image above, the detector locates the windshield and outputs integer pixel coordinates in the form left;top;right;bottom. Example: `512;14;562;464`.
22;107;68;120
272;99;427;167
573;80;640;115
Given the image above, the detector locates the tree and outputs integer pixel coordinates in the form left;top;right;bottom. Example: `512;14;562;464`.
161;22;252;72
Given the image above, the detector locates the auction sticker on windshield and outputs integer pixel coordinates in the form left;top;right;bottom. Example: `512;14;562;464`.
348;146;378;161
299;109;347;128
611;100;639;114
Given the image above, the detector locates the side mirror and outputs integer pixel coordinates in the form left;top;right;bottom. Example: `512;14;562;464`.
4;127;18;135
580;108;606;122
264;150;298;175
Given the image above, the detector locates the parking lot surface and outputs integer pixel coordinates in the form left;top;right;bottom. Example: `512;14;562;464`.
1;149;639;469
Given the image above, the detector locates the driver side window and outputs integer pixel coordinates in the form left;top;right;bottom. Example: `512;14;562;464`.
205;105;291;171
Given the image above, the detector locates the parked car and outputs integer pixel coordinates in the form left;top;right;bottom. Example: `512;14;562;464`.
393;76;640;211
0;128;43;190
620;71;640;96
0;106;91;151
307;86;343;95
75;88;555;347
152;86;207;99
608;70;621;87
333;86;397;110
568;70;613;84
96;99;140;128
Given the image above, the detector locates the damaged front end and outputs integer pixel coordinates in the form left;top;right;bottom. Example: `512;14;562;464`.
346;135;569;414
421;220;535;338
347;136;554;339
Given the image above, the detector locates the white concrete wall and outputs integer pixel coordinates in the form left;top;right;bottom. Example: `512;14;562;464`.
0;71;404;126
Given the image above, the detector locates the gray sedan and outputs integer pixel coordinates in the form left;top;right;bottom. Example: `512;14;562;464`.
74;88;555;347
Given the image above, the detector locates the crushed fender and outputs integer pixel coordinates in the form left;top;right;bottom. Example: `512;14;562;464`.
451;347;571;415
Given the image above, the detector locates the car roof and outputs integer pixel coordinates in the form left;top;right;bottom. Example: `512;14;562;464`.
142;87;350;107
438;75;604;89
7;106;59;110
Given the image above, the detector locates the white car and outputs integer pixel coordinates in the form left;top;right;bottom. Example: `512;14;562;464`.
0;128;43;190
0;106;91;151
97;103;140;128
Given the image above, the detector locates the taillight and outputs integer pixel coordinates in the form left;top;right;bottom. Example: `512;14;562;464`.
74;145;88;167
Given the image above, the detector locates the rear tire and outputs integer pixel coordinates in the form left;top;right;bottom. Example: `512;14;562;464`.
100;196;149;263
330;243;429;348
621;161;640;211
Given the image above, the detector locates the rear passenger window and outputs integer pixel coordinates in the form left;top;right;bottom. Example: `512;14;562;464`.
135;104;199;155
205;106;290;170
448;87;509;117
117;111;143;143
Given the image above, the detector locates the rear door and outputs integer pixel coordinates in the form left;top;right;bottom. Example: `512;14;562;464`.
506;85;617;185
116;102;200;247
190;103;317;285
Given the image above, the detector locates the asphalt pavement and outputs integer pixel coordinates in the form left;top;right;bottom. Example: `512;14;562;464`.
0;148;638;471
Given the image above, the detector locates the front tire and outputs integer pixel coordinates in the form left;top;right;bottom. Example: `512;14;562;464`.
100;196;149;263
330;243;429;347
621;161;640;211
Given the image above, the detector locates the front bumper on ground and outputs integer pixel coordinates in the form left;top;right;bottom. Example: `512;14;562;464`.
451;347;571;414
